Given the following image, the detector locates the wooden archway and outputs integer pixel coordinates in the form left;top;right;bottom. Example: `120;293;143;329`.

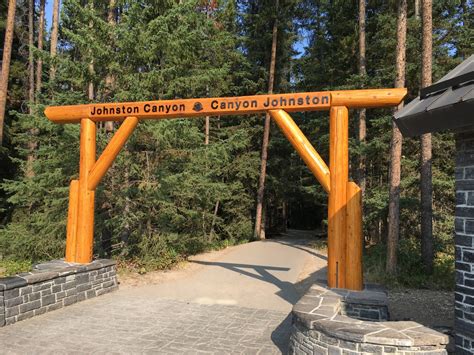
45;88;406;290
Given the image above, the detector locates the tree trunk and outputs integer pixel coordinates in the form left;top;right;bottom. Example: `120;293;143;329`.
205;117;210;144
358;0;367;198
26;0;36;178
282;201;288;231
104;0;116;133
204;3;213;145
88;67;94;100
0;0;17;146
420;0;433;274
386;0;407;274
205;85;210;145
36;0;46;94
28;0;35;106
209;200;219;241
88;0;94;101
121;170;131;254
254;0;279;240
50;0;61;79
415;0;420;20
459;0;468;60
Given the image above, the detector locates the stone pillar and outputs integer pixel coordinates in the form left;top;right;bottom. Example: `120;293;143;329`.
455;130;474;353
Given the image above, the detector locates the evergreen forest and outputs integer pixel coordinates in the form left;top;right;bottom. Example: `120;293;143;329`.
0;0;472;289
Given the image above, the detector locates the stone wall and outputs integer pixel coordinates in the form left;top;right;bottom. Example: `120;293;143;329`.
0;290;4;326
455;131;474;354
339;285;389;321
290;284;448;355
0;259;118;327
341;303;389;322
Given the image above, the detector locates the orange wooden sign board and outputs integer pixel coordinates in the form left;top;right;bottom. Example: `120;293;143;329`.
45;88;407;291
45;89;405;123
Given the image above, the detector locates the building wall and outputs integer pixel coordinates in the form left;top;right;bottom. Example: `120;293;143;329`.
455;131;474;354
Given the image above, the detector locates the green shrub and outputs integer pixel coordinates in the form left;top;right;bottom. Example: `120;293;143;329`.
364;238;455;290
0;259;32;277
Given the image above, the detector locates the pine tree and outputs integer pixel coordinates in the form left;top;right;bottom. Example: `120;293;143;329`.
26;0;36;178
104;0;116;133
420;0;433;274
386;0;407;275
50;0;60;79
0;0;259;264
87;0;94;100
27;0;34;106
0;0;16;146
254;0;278;240
36;0;45;94
358;0;367;197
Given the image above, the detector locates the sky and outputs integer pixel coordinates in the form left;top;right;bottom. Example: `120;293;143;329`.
44;1;54;32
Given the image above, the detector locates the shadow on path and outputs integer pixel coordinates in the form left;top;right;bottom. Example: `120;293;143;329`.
190;260;299;305
191;239;330;352
191;257;329;352
271;313;292;353
267;266;329;352
271;239;328;261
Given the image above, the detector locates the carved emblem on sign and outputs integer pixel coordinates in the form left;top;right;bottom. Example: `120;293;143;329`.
193;102;203;112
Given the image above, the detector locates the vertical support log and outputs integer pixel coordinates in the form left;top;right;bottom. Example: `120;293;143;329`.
75;119;96;263
328;106;349;289
346;181;363;290
65;180;79;262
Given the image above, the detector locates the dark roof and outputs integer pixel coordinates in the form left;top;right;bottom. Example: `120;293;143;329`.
394;55;474;137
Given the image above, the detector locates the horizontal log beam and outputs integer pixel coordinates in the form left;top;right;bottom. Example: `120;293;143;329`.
44;88;407;124
331;88;407;108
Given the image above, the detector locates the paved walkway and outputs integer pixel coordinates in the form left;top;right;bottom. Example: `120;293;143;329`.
0;237;327;354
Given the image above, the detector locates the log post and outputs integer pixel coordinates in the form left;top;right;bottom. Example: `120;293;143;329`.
66;117;138;263
346;181;363;290
75;118;96;263
328;106;349;288
65;180;79;262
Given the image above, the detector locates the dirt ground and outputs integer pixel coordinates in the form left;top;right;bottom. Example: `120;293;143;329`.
118;246;237;288
389;289;455;353
388;289;454;328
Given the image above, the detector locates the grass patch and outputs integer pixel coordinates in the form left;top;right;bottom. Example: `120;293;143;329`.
0;260;32;277
308;238;327;251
